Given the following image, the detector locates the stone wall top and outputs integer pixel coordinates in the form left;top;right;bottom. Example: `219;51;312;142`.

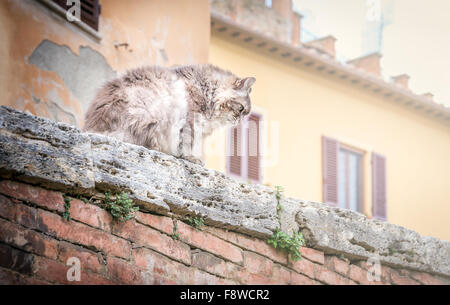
0;106;448;277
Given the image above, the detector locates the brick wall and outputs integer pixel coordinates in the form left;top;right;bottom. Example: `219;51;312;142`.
0;180;446;285
0;106;448;285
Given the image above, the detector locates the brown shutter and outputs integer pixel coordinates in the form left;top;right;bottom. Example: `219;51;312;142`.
51;0;101;31
372;153;387;220
322;136;339;206
229;124;242;176
247;114;261;181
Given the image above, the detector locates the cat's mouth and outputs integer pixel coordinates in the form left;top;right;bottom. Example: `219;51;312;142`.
231;115;243;125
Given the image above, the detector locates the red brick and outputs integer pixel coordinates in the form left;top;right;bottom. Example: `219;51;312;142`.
216;278;239;285
34;256;113;284
300;247;325;264
58;242;105;275
113;219;190;264
0;194;40;229
192;250;226;276
38;209;131;259
191;268;223;285
0;218;58;260
0;243;34;276
243;251;273;277
191;250;241;280
409;271;445;285
152;275;177;285
133;247;217;285
0;267;49;285
239;270;279;285
289;257;316;278
325;256;349;276
133;247;192;284
290;271;315;285
357;261;392;283
204;226;287;264
134;247;224;285
314;264;356;285
271;264;291;284
389;269;420;285
177;221;243;265
0;180;64;212
397;268;411;276
68;199;113;232
348;264;384;285
106;256;155;284
135;212;173;235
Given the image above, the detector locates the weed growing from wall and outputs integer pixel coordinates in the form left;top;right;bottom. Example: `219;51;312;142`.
101;192;139;222
267;186;305;261
171;220;181;240
75;194;89;204
187;216;204;232
267;228;305;261
63;195;71;221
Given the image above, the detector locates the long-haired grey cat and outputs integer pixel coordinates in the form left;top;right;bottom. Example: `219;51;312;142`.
84;64;255;165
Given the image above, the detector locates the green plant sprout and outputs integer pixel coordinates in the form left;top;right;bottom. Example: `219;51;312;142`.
187;216;205;232
101;192;139;222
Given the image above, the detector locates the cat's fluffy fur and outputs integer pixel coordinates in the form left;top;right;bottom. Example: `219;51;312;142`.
84;64;255;165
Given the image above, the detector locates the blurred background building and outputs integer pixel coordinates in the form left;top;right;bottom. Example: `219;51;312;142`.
0;0;449;241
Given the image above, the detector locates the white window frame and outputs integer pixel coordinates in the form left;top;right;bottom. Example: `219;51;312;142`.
338;146;364;213
226;112;263;183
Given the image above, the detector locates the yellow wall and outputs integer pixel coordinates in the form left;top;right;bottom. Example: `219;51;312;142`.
206;34;450;241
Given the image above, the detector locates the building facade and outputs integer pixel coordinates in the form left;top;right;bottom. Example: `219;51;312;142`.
1;0;449;241
205;0;450;241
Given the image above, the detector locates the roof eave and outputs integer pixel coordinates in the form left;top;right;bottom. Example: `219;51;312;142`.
211;13;450;124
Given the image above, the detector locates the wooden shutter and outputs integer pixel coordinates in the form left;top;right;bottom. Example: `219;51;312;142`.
51;0;101;31
247;114;261;182
229;124;242;176
322;136;339;206
372;153;387;220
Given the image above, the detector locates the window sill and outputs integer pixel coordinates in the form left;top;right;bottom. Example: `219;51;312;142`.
37;0;102;41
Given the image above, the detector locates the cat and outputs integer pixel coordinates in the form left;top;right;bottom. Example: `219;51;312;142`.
83;64;255;165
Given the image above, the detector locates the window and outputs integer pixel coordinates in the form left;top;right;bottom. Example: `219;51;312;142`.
338;147;363;211
265;0;273;8
323;136;387;219
228;113;262;182
50;0;101;31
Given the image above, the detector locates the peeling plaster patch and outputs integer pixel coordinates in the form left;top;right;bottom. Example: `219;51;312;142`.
31;96;42;105
47;100;77;126
31;95;77;127
29;40;117;110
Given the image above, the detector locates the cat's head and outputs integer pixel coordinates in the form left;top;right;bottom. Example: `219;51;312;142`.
209;77;256;126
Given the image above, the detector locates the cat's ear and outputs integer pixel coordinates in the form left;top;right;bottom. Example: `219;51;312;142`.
235;77;256;92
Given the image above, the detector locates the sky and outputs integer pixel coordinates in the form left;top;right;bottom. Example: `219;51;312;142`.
293;0;450;107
